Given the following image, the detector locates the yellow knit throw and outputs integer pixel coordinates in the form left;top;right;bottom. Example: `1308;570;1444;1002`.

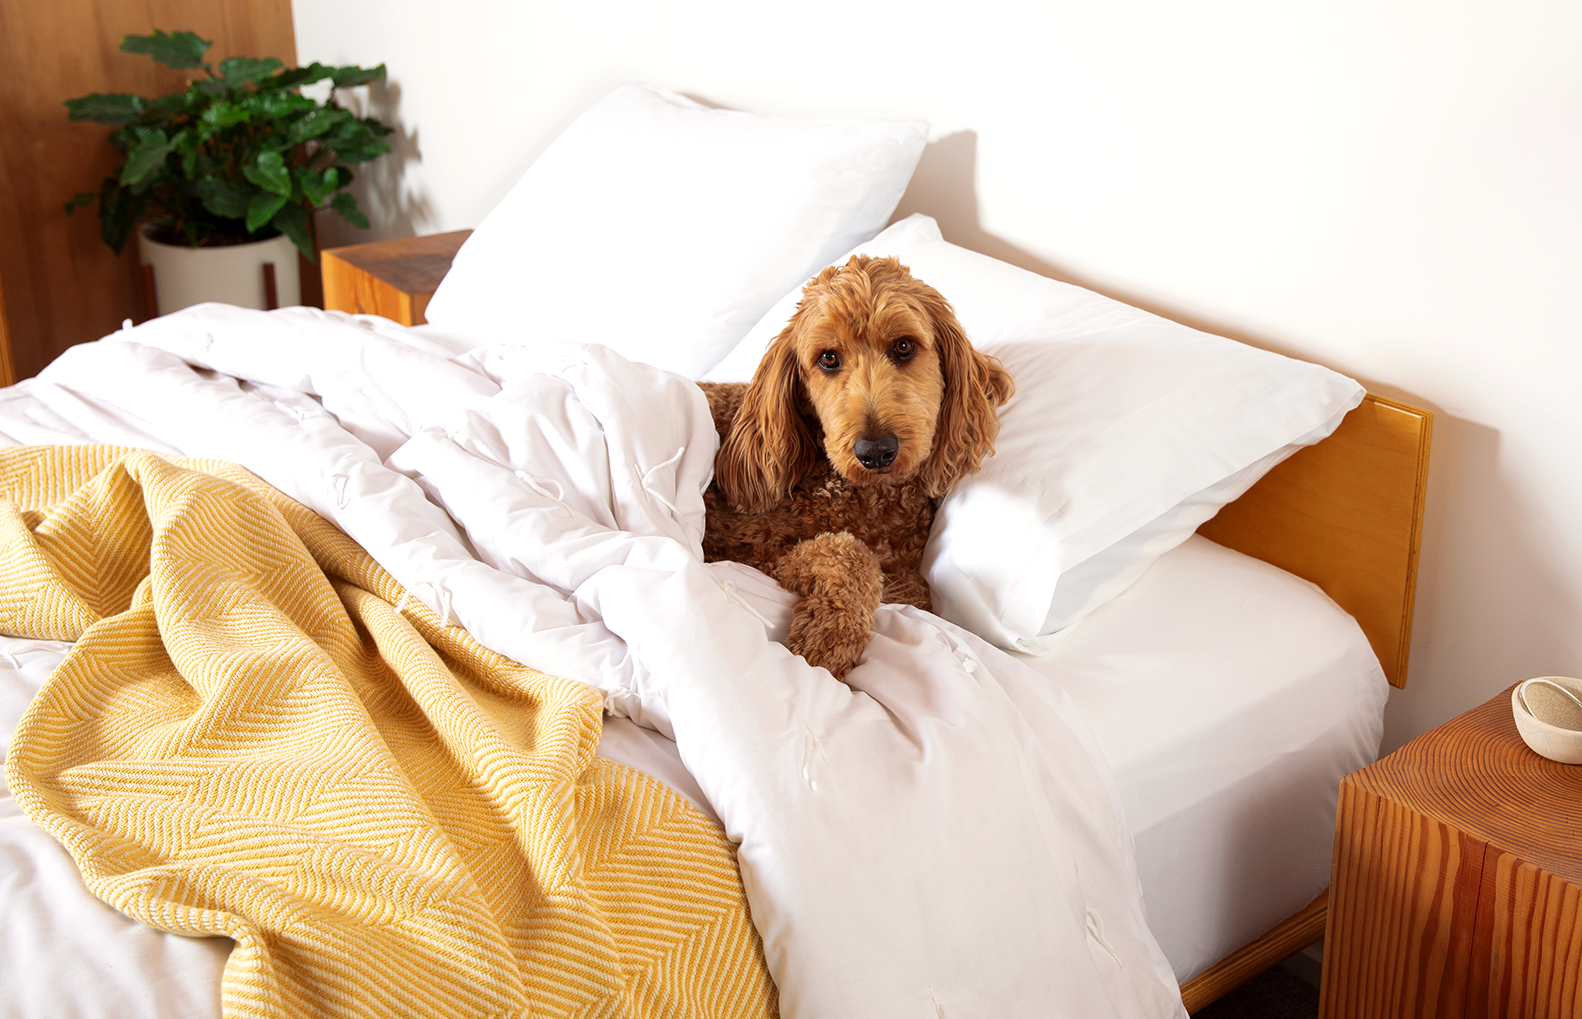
1;446;776;1019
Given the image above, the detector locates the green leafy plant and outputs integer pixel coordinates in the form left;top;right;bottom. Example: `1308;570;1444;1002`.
64;29;393;260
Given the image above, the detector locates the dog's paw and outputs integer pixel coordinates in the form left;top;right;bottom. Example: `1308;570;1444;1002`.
774;532;882;681
788;617;867;680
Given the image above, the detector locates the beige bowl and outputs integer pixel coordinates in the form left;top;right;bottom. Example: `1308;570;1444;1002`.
1511;676;1582;765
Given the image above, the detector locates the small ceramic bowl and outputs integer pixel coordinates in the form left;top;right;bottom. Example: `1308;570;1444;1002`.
1511;676;1582;765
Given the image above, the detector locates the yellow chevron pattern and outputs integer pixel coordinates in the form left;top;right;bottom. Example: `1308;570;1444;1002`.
0;446;777;1019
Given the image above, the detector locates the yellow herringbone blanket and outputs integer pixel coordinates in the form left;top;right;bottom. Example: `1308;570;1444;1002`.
0;446;776;1019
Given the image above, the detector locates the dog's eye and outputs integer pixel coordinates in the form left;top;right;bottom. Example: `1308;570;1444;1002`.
817;350;842;371
892;338;915;361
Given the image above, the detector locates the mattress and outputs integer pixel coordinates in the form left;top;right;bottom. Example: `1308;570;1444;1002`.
0;533;1384;1015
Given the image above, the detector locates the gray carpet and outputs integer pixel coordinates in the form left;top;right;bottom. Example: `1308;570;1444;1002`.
1194;965;1319;1019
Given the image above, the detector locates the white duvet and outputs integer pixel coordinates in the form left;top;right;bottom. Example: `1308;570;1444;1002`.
0;305;1185;1019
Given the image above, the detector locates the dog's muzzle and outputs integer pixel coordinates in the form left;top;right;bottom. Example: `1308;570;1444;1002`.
854;433;899;470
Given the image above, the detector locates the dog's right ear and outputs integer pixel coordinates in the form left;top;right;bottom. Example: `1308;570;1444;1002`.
715;324;820;512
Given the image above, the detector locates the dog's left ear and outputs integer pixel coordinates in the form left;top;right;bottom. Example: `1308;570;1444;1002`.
915;292;1015;498
714;321;822;512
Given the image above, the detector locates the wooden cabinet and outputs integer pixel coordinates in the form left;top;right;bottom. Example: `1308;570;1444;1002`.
1321;685;1582;1018
321;230;471;326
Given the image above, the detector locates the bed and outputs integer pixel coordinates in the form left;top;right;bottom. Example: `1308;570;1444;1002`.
0;83;1431;1018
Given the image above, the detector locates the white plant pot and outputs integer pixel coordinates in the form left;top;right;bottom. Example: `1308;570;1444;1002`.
138;228;301;316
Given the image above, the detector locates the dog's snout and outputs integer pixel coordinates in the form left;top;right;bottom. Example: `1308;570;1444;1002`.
854;434;899;470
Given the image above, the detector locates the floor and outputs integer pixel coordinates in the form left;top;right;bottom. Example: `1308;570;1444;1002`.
1194;964;1319;1019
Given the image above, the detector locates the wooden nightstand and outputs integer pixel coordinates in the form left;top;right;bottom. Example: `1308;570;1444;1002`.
1320;685;1582;1018
321;229;471;326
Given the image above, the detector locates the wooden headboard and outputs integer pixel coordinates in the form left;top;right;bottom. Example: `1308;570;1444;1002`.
1197;394;1433;688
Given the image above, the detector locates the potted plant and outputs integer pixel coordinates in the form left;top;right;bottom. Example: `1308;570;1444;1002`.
64;29;393;316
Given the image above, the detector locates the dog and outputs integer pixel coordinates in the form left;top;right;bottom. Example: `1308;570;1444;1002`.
699;255;1013;679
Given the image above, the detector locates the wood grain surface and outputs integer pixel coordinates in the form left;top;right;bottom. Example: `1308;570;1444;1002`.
321;229;470;325
1320;685;1582;1018
1198;393;1432;688
0;0;297;380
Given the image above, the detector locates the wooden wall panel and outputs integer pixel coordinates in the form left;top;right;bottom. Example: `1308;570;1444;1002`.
0;0;297;381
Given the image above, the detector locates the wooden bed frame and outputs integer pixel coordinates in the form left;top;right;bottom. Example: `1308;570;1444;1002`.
323;244;1435;1013
1183;393;1433;1012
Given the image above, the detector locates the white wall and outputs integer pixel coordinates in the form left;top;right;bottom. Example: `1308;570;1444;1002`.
295;0;1582;753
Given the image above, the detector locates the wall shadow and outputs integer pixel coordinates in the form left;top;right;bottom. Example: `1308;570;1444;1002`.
1383;414;1582;753
313;78;435;250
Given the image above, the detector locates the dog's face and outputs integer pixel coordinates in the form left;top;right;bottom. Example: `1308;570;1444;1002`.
790;259;948;485
716;255;1014;512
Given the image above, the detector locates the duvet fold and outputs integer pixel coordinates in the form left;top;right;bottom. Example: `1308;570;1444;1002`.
0;444;776;1019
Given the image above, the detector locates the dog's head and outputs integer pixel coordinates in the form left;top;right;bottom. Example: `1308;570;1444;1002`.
716;255;1014;512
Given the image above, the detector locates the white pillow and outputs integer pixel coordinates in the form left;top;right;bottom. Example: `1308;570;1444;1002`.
423;84;928;379
708;215;1365;652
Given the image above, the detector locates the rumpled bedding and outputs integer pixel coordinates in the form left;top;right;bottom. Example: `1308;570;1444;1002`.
0;445;775;1019
0;304;1187;1019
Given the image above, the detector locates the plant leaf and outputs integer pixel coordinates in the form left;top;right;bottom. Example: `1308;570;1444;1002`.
120;30;211;70
243;91;317;120
271;62;339;90
272;202;314;260
120;130;176;188
332;192;369;230
296;166;340;206
170;126;200;178
64;93;143;124
198;77;231;98
246;190;289;232
220;56;283;85
330;137;393;164
141;92;188;122
191;178;254;220
63;192;98;215
320;120;392;164
98;178;144;254
201;101;252;131
285;107;353;146
243;150;292;197
330;64;386;88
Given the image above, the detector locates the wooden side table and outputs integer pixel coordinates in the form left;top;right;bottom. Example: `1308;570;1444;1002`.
321;229;471;326
1320;685;1582;1018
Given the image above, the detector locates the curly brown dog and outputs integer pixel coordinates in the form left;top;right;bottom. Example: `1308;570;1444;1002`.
700;255;1013;679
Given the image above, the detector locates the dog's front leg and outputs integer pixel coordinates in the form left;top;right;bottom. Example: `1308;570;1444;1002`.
772;531;883;681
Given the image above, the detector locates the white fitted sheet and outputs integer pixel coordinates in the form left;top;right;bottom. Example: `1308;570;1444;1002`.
1013;534;1388;982
0;533;1384;1012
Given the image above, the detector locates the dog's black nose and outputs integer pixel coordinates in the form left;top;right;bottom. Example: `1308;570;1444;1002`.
854;434;899;469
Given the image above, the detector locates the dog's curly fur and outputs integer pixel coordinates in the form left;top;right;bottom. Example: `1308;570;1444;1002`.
701;255;1013;679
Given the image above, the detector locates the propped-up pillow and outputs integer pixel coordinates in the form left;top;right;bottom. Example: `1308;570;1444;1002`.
423;84;928;379
706;215;1365;653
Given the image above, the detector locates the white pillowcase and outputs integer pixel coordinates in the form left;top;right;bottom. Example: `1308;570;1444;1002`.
707;215;1365;652
423;84;928;379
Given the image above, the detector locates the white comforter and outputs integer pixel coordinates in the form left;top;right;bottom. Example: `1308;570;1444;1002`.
0;305;1185;1019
